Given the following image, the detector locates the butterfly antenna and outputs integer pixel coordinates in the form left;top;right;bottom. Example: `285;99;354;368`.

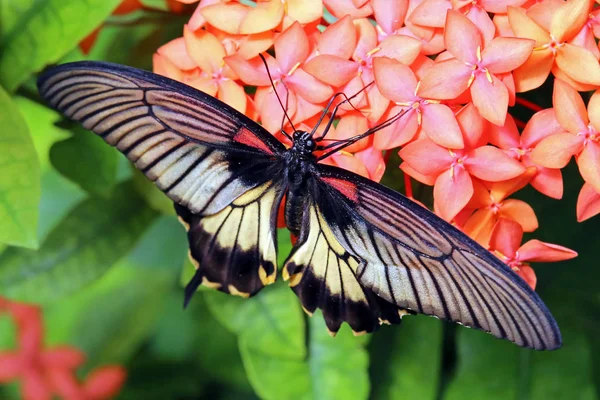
259;54;295;140
312;81;375;141
317;107;409;161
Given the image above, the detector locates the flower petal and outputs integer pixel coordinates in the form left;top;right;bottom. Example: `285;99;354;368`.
434;167;474;221
483;37;535;74
324;0;373;18
508;6;550;45
500;199;538;232
409;0;451;28
456;103;486;149
399;138;453;175
521;108;564;147
444;10;481;64
372;0;408;34
184;27;224;73
550;0;593;42
421;103;464;149
466;146;526;181
553;78;589;133
355;146;386;182
287;68;334;103
377;35;422;65
373;57;417;102
489;218;523;257
417;59;471;100
374;108;419;149
512;49;554;92
577;142;600;192
515;265;537;290
518;240;578;262
82;366;127;399
153;53;184;82
23;371;52;400
463;208;496;246
328;113;370;153
488;114;520;149
587;90;600;133
200;3;247;34
218;80;247;113
318;15;357;59
275;22;310;73
255;86;297;133
577;182;600;221
400;161;438;185
0;353;22;381
42;347;85;369
157;37;197;71
470;73;509;126
287;0;323;24
239;0;284;34
528;163;564;199
224;54;271;86
303;55;359;88
353;18;379;60
331;151;370;178
555;44;600;86
530;133;584;168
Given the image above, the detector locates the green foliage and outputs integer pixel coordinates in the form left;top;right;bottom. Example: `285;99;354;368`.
0;182;157;304
0;0;122;91
49;126;119;197
0;86;40;249
0;5;597;400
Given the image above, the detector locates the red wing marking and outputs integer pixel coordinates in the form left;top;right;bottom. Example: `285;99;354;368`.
234;126;274;155
321;177;359;202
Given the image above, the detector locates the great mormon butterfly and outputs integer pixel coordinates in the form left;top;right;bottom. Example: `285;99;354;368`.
37;61;561;350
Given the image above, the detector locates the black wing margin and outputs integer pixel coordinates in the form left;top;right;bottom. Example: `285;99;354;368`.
293;165;561;350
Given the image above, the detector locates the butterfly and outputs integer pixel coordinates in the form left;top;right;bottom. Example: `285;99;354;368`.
37;61;561;350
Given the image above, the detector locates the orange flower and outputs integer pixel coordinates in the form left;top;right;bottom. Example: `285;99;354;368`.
508;0;600;92
199;0;323;34
372;56;463;149
400;104;525;221
531;79;600;193
462;168;538;246
489;112;564;199
489;218;577;289
417;10;534;125
577;182;600;222
0;298;126;400
225;22;333;132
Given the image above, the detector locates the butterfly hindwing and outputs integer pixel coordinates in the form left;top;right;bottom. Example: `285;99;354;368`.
37;61;287;299
283;196;412;335
307;165;561;350
177;180;283;300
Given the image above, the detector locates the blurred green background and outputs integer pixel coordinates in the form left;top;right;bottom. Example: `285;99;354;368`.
0;1;598;399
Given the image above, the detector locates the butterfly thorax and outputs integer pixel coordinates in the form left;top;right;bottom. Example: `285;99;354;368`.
283;130;319;236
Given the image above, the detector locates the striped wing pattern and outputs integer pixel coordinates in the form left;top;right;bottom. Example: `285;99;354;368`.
177;181;282;300
37;62;286;298
284;201;410;335
313;166;561;350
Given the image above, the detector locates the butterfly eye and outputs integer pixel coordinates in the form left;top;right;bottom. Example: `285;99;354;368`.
306;139;316;150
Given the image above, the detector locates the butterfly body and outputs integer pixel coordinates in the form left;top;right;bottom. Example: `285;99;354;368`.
37;61;562;350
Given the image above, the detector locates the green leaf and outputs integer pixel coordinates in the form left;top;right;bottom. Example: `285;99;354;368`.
0;86;40;248
444;327;520;400
132;168;176;215
47;261;171;367
0;0;122;91
0;181;157;304
50;126;119;197
204;282;308;399
370;316;443;400
307;315;370;400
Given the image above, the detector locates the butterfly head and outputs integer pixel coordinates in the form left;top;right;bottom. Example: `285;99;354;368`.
291;130;317;156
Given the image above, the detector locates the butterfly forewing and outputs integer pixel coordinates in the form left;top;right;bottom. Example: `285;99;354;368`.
305;165;561;350
38;61;286;298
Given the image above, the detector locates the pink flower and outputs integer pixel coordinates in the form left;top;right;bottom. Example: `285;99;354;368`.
418;10;534;125
489;218;577;289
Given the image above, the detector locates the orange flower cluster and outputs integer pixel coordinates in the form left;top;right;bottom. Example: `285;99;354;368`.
0;298;125;400
145;0;593;288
